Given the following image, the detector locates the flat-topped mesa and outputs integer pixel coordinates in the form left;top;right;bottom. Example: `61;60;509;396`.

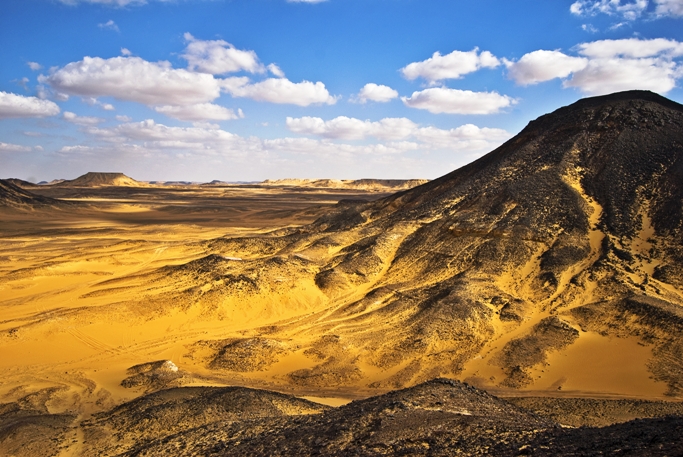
54;172;143;187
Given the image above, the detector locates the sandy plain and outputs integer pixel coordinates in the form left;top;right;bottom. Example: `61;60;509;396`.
0;180;679;443
0;184;395;420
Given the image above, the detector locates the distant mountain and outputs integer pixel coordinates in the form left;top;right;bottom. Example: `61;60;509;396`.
199;90;683;396
261;178;429;191
54;172;143;187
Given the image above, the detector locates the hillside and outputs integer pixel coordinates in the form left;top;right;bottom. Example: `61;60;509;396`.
0;179;66;210
191;90;683;396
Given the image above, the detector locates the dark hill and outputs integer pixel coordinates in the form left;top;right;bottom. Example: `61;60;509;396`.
102;379;683;456
4;178;38;188
200;90;683;395
0;179;67;210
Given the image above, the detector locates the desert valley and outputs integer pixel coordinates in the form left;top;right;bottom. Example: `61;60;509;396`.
1;90;683;455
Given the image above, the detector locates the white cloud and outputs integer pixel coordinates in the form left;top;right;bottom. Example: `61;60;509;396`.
506;50;588;85
83;96;115;111
267;63;285;78
582;23;599;32
78;116;508;166
401;88;515;115
121;48;132;56
154;103;243;121
182;33;264;75
27;62;43;71
570;0;648;20
98;19;119;32
116;115;132;122
354;83;398;104
222;77;337;106
63;111;105;125
563;57;678;94
0;92;60;119
506;38;683;94
654;0;683;17
0;142;33;153
43;56;221;106
286;116;511;150
401;48;500;83
577;38;683;58
287;116;415;140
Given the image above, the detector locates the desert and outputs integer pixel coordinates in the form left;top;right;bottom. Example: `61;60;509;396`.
1;90;683;455
3;1;683;453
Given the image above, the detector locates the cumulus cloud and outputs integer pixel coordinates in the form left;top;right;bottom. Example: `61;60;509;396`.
287;116;416;140
0;92;61;119
98;19;119;32
43;56;221;106
506;50;589;85
0;142;33;153
563;57;678;94
182;33;264;75
222;77;337;106
154;103;244;121
506;38;683;95
401;48;500;83
577;38;683;58
63;111;105;125
401;88;515;115
354;83;398;104
654;0;683;16
27;62;43;71
116;115;132;122
570;0;648;20
76;115;508;167
286;115;511;150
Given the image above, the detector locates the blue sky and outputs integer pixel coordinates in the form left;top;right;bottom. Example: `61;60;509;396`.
1;0;683;182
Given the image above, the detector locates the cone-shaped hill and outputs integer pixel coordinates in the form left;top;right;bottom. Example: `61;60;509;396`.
198;90;683;396
55;172;143;187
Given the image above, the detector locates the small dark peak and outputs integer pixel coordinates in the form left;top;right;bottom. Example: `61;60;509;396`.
0;179;65;208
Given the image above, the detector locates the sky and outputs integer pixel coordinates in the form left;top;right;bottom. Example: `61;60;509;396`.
1;0;683;182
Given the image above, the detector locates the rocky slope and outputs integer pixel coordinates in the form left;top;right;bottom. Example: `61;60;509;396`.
100;379;683;456
190;90;683;395
0;179;68;210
